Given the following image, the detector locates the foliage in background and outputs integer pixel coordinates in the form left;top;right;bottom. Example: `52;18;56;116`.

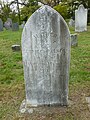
63;0;90;8
67;0;90;19
10;10;19;23
54;2;70;19
21;5;40;21
0;2;11;22
0;1;19;23
0;0;90;23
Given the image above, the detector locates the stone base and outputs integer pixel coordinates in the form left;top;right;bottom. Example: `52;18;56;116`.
20;99;72;114
20;99;36;114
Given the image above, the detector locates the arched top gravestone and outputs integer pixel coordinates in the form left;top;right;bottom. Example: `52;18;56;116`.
0;19;3;31
4;18;12;30
21;5;70;111
75;4;87;32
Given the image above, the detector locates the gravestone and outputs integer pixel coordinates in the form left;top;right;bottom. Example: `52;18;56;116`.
11;45;21;51
21;5;70;112
12;23;19;31
4;18;12;30
75;4;87;32
70;34;78;46
69;19;75;27
21;21;25;29
0;19;3;31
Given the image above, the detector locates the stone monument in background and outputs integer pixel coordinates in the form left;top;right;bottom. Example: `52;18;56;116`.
75;4;87;32
4;18;12;30
21;5;70;113
69;18;75;27
21;21;25;29
0;18;3;31
70;34;78;46
12;22;19;31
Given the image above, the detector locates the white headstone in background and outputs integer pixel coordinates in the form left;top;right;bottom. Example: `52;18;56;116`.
21;5;70;112
75;4;87;32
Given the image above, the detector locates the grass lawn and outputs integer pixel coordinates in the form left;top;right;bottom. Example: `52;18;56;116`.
0;26;90;120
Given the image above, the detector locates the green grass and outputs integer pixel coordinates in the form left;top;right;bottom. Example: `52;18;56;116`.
0;29;23;85
70;26;90;83
0;27;90;120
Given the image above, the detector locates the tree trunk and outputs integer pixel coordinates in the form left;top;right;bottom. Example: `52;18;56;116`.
16;0;21;24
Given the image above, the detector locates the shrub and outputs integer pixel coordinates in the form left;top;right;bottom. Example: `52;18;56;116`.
54;3;70;19
21;5;40;21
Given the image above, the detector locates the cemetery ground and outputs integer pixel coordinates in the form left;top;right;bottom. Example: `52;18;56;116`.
0;26;90;120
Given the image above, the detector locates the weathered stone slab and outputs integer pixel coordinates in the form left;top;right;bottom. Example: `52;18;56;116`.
0;18;3;31
75;4;87;32
21;5;70;110
4;18;12;30
12;23;19;31
70;34;78;46
11;45;20;51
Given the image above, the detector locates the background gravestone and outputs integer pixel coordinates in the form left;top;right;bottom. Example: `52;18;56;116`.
12;23;19;31
69;19;75;27
21;21;25;29
70;34;78;46
21;5;70;112
75;4;87;32
11;45;21;51
4;18;12;30
0;18;3;31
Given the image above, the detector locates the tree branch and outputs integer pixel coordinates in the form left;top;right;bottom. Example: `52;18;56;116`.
10;0;27;6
